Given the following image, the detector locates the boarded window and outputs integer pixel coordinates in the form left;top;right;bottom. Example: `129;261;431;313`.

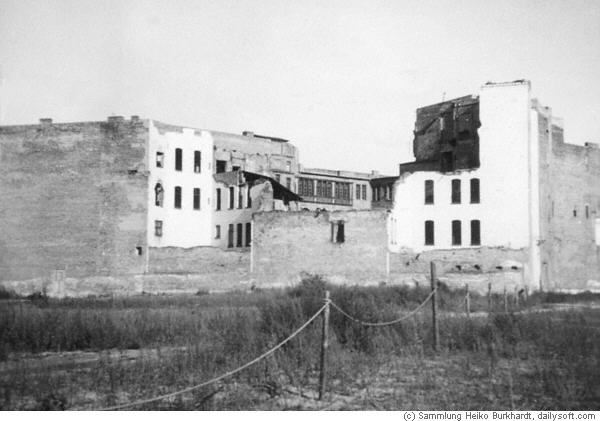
229;187;235;209
174;186;182;209
245;222;251;247
216;188;221;210
425;180;434;204
362;185;366;200
227;224;234;248
193;188;201;210
452;220;462;246
471;220;481;246
156;152;164;168
331;221;345;243
470;178;480;203
215;225;221;239
236;223;243;247
175;148;182;171
425;220;434;245
194;151;201;173
154;183;164;206
451;179;461;204
154;220;163;237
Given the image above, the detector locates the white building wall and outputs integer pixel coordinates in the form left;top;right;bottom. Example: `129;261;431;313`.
390;81;539;285
146;121;215;248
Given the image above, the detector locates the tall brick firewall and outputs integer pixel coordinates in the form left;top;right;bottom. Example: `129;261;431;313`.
252;210;389;287
0;119;149;281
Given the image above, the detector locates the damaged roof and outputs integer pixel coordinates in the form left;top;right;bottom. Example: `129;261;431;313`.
214;170;303;203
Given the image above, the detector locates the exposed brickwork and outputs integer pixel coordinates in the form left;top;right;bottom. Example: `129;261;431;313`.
148;246;249;274
0;118;149;281
252;210;389;287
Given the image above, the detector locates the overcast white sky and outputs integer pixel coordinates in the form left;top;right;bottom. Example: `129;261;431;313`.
1;0;599;174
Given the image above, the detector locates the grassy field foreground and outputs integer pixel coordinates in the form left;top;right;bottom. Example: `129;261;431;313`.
0;278;599;410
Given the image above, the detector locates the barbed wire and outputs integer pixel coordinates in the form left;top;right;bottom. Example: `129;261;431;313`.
96;303;328;411
329;288;437;327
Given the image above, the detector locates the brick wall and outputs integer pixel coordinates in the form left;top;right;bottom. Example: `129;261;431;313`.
148;246;249;274
252;210;389;287
0;118;149;281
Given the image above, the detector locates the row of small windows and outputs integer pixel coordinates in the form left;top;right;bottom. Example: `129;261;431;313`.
215;223;252;248
297;178;368;201
424;220;481;246
155;183;202;210
156;149;202;173
215;187;252;211
425;178;480;205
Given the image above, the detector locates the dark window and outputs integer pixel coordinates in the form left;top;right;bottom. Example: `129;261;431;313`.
451;179;461;204
425;220;434;245
245;222;251;246
275;174;281;183
441;151;455;172
175;148;182;171
227;224;234;248
298;178;314;196
332;221;345;243
356;184;361;200
470;178;480;203
232;165;240;171
154;220;163;237
452;220;462;245
236;223;243;247
156;152;164;168
135;246;143;256
471;220;481;246
238;187;243;209
247;184;252;208
229;187;235;209
317;180;332;198
154;183;164;206
193;188;201;210
573;207;577;217
215;225;221;239
216;188;221;210
373;187;378;201
216;160;227;173
174;186;182;209
194;151;201;173
286;177;291;190
585;205;590;219
362;185;366;200
425;180;434;204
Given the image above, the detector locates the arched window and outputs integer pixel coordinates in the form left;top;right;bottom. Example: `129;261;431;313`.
154;183;164;207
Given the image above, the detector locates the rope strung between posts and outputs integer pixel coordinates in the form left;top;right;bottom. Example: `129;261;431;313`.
98;303;328;411
329;288;437;327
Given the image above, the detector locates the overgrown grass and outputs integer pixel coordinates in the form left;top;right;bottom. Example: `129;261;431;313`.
0;276;599;410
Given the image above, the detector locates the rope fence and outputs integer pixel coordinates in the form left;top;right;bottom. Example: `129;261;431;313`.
90;261;547;409
98;302;328;410
329;288;437;327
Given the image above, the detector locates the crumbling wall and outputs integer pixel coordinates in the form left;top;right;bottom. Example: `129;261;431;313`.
148;246;249;274
0;118;149;282
252;210;389;287
409;95;480;173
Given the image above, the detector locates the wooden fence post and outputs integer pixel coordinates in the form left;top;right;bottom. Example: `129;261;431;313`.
318;290;330;400
465;283;471;318
487;282;492;313
430;262;439;352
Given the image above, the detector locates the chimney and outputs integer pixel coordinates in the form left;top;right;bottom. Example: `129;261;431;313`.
107;116;124;123
242;131;254;138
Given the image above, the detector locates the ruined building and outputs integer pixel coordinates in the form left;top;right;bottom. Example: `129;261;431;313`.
0;117;300;287
389;80;600;291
